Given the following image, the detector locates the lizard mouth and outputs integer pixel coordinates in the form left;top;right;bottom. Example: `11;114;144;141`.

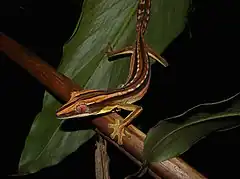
56;111;98;120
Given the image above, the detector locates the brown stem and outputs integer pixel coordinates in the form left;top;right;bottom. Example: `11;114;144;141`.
0;34;207;179
95;135;111;179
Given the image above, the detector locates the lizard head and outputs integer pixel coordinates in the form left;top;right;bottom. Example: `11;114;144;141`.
56;101;96;120
56;90;114;120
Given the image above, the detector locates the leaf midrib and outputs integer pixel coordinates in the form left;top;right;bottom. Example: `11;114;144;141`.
149;112;240;155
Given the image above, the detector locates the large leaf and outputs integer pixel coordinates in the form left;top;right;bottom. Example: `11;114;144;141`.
144;92;240;163
19;0;190;174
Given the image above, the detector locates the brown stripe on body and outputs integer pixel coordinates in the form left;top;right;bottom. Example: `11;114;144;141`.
120;47;137;86
89;66;151;107
110;66;150;105
122;34;145;88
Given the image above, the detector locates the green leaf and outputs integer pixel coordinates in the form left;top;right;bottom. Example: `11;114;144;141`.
19;0;190;174
144;92;240;163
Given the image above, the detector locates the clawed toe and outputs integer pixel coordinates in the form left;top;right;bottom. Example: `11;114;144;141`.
108;119;130;145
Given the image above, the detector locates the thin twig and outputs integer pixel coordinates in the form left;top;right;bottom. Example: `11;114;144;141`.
95;135;111;179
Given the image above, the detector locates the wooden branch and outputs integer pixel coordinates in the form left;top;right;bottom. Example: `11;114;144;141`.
0;34;207;179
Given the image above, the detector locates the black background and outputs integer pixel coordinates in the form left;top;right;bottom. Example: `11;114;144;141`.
1;0;240;178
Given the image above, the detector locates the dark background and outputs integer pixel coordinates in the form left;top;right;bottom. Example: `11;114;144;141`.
1;0;240;178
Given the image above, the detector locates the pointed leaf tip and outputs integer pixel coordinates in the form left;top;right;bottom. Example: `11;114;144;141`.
144;92;240;163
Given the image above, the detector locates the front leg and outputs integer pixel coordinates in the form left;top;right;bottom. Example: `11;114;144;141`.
108;104;143;145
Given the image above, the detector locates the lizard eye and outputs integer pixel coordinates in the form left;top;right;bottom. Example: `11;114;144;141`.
75;104;88;113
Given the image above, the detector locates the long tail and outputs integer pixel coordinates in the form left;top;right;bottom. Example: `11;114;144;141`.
136;0;151;35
